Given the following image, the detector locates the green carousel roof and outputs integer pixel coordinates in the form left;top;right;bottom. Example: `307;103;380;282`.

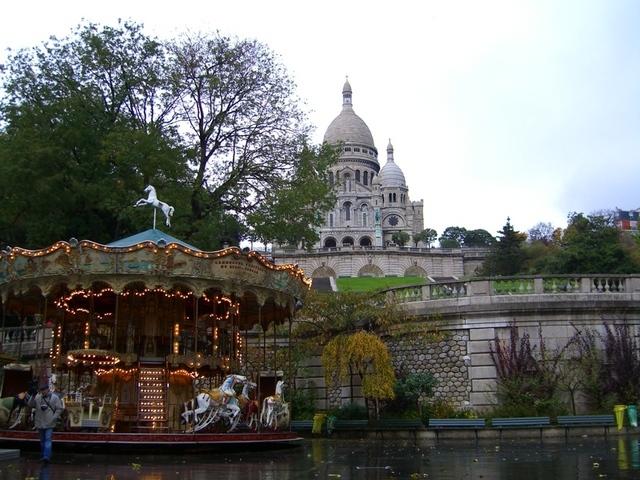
107;229;199;251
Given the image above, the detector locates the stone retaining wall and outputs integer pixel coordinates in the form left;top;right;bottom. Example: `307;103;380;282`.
386;330;471;406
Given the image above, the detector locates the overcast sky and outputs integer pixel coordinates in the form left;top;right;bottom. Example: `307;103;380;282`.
2;0;639;237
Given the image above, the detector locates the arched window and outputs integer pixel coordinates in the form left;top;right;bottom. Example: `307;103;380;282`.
324;237;337;248
359;237;372;247
393;193;397;202
355;170;361;182
388;193;392;203
329;213;334;227
344;202;352;222
361;204;368;227
342;236;354;246
363;171;368;185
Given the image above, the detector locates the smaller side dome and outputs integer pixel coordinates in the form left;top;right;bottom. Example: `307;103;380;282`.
379;140;406;188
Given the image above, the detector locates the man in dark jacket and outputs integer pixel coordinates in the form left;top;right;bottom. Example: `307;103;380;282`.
28;381;63;463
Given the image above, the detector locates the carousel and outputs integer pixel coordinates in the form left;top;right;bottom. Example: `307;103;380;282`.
0;188;308;450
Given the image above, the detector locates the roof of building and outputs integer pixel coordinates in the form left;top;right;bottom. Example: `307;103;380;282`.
323;79;376;151
379;140;406;188
106;229;200;250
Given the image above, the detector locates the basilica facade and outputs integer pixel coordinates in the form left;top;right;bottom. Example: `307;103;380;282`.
272;80;484;280
317;79;424;249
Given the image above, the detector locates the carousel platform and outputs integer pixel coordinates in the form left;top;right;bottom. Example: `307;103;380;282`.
0;429;302;453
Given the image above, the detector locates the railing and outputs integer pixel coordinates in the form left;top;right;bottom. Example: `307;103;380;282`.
272;246;490;255
0;325;52;358
386;275;640;304
543;277;581;293
431;281;468;299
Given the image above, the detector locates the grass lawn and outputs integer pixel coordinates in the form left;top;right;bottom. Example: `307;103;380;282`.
336;276;425;292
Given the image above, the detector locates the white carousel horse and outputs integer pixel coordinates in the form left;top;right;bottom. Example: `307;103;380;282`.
134;185;175;227
181;374;247;432
261;380;288;429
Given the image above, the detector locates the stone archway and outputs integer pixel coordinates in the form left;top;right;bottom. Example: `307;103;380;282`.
312;266;337;278
359;236;372;247
324;237;337;248
342;236;354;247
358;264;384;278
405;265;428;278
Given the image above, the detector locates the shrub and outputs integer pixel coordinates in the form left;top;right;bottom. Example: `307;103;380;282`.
328;402;368;420
382;372;437;418
569;322;640;408
423;399;477;421
289;387;316;420
490;323;567;416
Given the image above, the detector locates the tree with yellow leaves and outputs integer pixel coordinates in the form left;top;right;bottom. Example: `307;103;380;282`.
322;331;396;418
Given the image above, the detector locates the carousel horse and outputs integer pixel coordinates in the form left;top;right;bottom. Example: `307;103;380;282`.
0;392;29;429
238;382;260;430
134;185;175;227
181;374;247;431
261;380;288;429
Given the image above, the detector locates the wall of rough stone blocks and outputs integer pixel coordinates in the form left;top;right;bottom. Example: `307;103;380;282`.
290;312;640;415
386;330;471;406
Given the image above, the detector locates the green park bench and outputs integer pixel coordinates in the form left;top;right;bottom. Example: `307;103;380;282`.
491;416;551;440
428;418;486;440
556;414;615;438
369;418;424;439
329;419;369;435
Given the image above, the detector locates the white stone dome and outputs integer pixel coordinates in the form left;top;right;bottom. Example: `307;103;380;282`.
323;79;376;149
379;140;406;188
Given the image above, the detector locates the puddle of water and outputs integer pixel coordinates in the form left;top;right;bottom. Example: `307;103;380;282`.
1;436;639;479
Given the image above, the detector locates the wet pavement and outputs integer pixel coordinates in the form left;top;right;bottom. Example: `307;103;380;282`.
1;435;640;479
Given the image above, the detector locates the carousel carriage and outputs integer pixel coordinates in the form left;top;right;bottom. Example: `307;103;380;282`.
0;213;308;438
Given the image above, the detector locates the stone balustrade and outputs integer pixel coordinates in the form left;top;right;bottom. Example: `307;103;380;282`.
389;275;640;304
375;274;640;413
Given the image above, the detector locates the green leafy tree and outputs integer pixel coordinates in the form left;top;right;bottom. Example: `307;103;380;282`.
412;228;437;248
246;144;338;249
463;229;495;247
540;213;639;274
295;290;406;413
168;32;326;248
439;226;467;248
391;231;410;247
479;218;527;276
0;21;187;247
295;290;405;344
0;22;336;250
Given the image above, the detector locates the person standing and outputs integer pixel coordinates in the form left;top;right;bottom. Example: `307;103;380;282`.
28;381;63;463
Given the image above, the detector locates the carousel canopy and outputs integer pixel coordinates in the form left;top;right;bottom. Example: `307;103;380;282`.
107;229;199;250
0;231;310;329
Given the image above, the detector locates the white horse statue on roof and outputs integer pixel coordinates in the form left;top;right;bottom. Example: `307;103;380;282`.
134;185;175;228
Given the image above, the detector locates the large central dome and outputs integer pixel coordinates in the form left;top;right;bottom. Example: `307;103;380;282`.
323;79;376;150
